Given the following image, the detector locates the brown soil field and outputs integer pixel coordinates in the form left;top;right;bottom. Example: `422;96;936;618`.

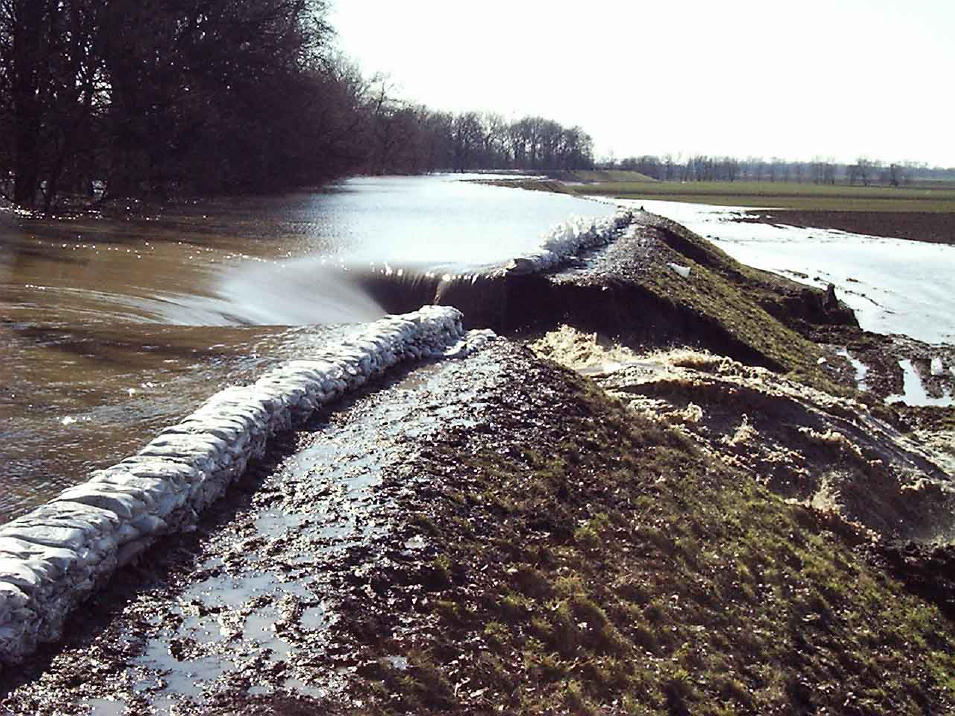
736;210;955;245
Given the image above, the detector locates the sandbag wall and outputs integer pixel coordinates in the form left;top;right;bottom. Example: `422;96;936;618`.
504;208;635;275
0;305;477;668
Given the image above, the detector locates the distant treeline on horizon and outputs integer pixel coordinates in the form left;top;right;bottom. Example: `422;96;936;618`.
601;155;955;186
2;1;950;212
0;0;594;211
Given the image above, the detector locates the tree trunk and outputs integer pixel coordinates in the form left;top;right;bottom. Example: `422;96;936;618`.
12;0;43;208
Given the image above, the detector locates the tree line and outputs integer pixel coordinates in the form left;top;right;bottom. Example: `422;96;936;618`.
0;0;594;211
606;154;949;186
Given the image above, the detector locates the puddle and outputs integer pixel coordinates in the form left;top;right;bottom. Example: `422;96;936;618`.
182;572;280;609
282;677;329;700
300;605;328;631
886;359;953;407
133;638;232;699
254;510;307;538
243;608;293;659
77;698;128;715
836;348;869;392
180;614;226;643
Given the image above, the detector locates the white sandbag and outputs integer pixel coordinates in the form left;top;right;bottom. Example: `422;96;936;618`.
53;485;148;522
0;539;84;583
0;305;470;668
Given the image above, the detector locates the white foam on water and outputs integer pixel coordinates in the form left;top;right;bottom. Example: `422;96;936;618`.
503;209;634;275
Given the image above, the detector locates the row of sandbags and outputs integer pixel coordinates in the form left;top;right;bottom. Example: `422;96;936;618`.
504;209;634;275
0;305;478;668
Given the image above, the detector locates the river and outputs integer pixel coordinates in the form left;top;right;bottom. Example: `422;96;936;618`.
0;175;613;523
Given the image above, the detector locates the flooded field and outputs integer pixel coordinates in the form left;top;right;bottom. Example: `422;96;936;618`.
0;175;612;522
610;198;955;346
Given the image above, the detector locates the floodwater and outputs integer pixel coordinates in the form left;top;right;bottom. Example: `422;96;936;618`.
608;198;955;346
0;175;612;523
886;359;953;407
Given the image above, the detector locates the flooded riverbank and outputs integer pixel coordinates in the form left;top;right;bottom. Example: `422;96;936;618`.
607;198;955;346
0;176;612;523
3;182;954;714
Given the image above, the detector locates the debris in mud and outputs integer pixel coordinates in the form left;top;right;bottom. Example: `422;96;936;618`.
666;262;691;278
532;325;954;542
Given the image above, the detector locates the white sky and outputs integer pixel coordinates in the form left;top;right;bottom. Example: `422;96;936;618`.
328;0;955;167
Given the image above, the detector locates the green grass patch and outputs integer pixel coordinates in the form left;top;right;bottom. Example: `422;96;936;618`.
551;169;659;184
569;179;955;213
618;214;845;391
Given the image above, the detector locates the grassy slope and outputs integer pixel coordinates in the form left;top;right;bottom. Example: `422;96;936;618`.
495;176;955;213
569;180;955;213
599;215;844;391
352;361;955;715
552;170;659;184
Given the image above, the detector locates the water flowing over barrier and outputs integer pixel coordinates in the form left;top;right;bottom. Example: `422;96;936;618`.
353;209;637;329
503;209;634;275
0;306;493;668
0;210;633;667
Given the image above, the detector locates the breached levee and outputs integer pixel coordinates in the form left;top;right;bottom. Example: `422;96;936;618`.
0;305;493;668
502;209;635;275
353;209;635;327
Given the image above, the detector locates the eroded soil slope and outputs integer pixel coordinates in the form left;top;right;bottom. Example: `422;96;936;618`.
279;342;955;715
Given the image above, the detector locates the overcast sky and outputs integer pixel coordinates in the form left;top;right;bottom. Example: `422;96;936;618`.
328;0;954;167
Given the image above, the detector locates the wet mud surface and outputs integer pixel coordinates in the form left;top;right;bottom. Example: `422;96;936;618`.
0;343;506;713
2;332;954;714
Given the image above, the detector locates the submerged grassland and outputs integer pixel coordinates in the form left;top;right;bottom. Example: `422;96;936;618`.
487;174;955;243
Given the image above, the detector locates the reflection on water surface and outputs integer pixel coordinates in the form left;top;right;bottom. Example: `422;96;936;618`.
0;175;610;521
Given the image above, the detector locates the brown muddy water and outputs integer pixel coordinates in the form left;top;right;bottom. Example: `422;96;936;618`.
0;176;613;523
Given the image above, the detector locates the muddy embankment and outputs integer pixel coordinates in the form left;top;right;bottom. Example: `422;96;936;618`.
359;212;855;372
2;209;954;714
359;208;953;410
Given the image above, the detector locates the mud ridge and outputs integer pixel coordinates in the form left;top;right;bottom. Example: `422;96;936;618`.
0;307;490;669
